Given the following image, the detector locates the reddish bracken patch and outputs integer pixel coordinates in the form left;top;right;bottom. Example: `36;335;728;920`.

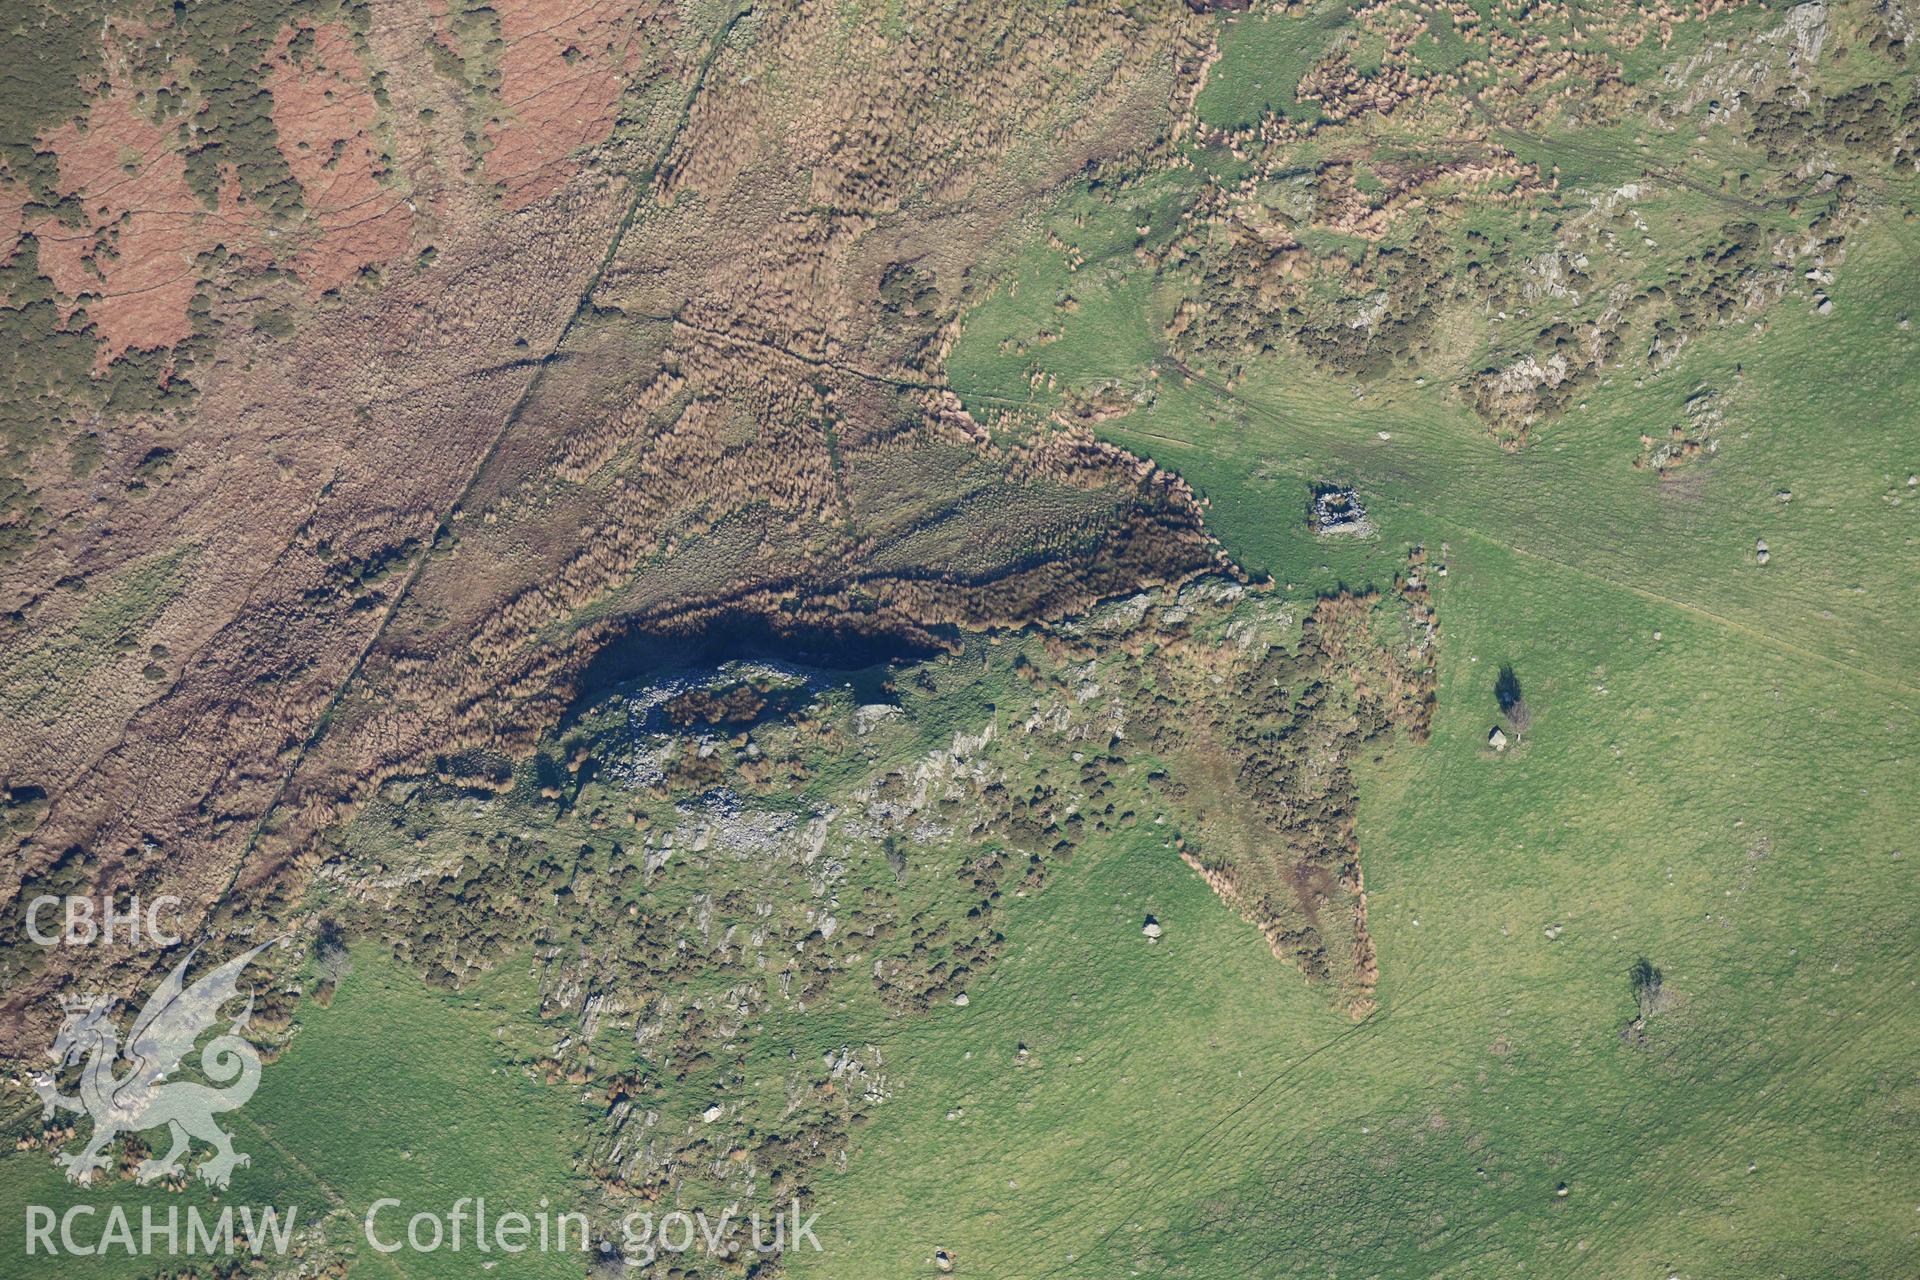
29;88;237;359
270;23;415;293
482;0;640;210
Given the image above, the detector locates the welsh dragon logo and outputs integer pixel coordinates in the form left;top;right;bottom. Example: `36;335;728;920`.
32;939;281;1189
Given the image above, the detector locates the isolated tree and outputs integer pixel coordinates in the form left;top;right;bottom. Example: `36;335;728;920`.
313;917;352;990
1495;664;1532;738
1629;956;1663;1020
1505;697;1532;738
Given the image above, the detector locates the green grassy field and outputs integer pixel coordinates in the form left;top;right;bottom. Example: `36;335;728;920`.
1193;2;1351;129
783;512;1917;1274
786;53;1920;1273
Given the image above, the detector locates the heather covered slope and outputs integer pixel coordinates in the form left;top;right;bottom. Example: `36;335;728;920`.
0;1;1225;1043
